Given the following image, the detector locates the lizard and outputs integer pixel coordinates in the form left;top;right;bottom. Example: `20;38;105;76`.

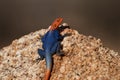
37;18;70;80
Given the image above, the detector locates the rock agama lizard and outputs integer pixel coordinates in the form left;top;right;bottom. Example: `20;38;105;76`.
37;18;70;80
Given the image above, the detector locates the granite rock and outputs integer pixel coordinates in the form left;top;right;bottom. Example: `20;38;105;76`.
0;28;120;80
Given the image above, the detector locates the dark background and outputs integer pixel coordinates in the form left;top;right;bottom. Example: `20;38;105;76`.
0;0;120;52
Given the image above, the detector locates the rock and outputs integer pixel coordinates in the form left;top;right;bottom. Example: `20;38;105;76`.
0;28;120;80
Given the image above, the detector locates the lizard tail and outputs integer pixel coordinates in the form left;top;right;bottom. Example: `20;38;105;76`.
44;53;52;80
45;69;51;80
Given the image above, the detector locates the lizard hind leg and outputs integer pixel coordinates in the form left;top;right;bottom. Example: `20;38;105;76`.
51;41;64;56
37;49;45;60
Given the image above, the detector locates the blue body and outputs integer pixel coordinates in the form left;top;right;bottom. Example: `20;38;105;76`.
38;29;63;70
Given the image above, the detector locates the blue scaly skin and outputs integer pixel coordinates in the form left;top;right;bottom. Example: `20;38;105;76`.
37;18;70;80
38;29;63;80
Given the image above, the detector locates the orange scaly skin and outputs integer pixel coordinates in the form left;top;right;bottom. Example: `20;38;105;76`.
44;69;51;80
49;18;63;30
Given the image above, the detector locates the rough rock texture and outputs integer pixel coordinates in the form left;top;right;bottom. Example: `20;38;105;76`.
0;28;120;80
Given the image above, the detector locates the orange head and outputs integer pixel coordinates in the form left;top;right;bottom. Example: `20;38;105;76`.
49;18;63;31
